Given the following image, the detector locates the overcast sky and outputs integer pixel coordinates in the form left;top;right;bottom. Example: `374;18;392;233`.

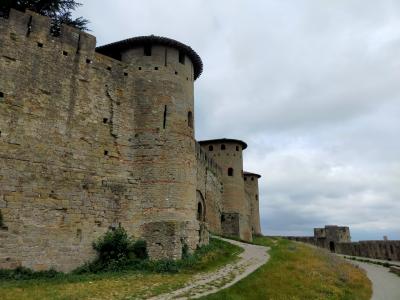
75;0;400;241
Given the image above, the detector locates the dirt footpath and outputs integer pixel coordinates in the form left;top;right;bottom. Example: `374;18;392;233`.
350;260;400;300
150;237;270;300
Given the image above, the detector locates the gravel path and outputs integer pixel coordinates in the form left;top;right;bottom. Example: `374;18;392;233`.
150;237;270;300
349;260;400;300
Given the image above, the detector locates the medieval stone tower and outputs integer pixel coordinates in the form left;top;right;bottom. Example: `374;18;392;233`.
0;9;263;271
244;172;262;236
96;37;203;259
199;139;252;241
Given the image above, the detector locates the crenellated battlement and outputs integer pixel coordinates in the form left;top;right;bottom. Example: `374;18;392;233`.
1;9;96;54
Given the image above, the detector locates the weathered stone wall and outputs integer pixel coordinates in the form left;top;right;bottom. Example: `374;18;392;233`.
196;143;223;234
244;173;261;235
0;9;201;271
285;236;316;245
314;226;351;249
199;140;252;241
221;213;240;237
337;241;400;261
284;226;400;262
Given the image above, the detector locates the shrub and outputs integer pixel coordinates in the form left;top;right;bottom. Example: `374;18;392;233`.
0;267;61;280
92;227;133;263
132;240;148;260
182;243;189;259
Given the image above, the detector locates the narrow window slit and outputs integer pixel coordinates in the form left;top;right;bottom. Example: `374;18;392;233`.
103;118;108;124
164;48;168;67
63;51;68;56
37;42;43;48
124;72;128;76
138;67;142;70
228;168;234;177
163;105;167;129
154;67;159;70
107;66;112;71
86;58;92;64
179;51;185;64
0;92;4;98
188;111;193;128
175;71;178;75
144;45;152;56
104;150;109;156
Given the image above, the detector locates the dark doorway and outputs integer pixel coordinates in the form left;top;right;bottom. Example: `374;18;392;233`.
329;241;335;252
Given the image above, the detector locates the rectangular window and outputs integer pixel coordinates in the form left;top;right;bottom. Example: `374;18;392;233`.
179;51;185;64
144;45;152;56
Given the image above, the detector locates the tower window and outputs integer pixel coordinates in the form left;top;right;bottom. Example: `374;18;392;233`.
163;105;167;129
188;111;193;128
208;145;213;151
197;202;203;221
256;195;258;201
251;177;254;181
103;118;108;124
228;168;234;177
144;45;152;56
0;92;4;98
62;51;68;56
37;42;43;48
244;177;247;181
236;146;239;151
179;51;185;64
221;144;226;150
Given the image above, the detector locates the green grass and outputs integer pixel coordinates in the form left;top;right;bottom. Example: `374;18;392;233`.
201;237;372;300
0;238;243;300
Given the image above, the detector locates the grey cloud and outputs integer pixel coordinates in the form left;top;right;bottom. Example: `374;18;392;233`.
76;0;400;240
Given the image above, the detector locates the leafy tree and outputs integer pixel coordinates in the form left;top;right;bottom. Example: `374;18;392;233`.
0;0;89;34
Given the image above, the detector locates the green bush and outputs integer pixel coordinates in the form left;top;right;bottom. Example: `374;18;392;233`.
92;227;133;263
132;240;148;260
0;267;61;280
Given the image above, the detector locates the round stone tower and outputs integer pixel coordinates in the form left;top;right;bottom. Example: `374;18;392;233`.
244;171;262;236
198;139;252;241
97;36;203;259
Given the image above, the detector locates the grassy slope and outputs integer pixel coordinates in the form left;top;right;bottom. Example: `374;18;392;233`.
0;238;242;300
202;237;372;300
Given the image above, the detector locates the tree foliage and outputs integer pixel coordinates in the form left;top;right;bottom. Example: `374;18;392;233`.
0;0;89;33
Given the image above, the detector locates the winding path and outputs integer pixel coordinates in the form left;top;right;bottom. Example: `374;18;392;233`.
150;237;270;300
348;260;400;300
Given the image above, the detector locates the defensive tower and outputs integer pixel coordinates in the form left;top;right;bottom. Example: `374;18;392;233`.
199;139;252;241
244;171;262;235
96;36;204;259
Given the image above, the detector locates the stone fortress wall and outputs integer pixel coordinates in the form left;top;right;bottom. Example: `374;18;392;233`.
286;225;400;262
0;9;263;271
